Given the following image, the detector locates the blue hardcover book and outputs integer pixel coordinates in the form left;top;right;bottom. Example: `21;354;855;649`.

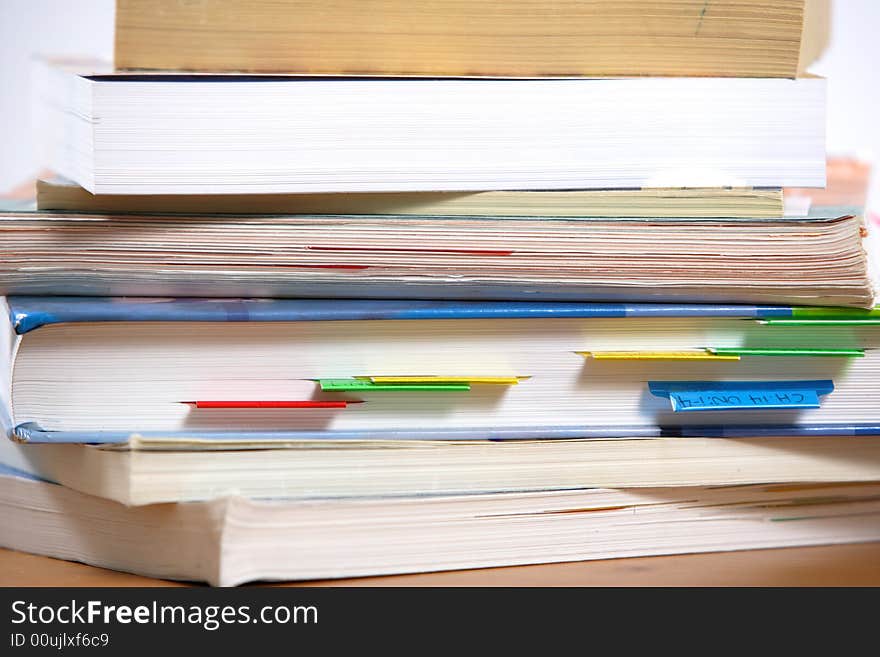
4;296;880;445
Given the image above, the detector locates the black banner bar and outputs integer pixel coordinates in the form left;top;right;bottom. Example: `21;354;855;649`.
0;587;873;652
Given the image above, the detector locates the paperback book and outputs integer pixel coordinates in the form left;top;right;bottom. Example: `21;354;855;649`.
37;62;826;194
0;209;870;306
2;465;878;586
115;0;814;78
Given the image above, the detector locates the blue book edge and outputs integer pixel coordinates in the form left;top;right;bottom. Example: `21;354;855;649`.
7;296;795;335
12;422;880;444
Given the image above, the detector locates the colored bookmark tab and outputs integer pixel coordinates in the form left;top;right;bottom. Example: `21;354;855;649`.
791;307;880;319
364;376;524;385
760;306;880;326
648;380;834;412
318;378;470;392
760;318;880;326
184;400;357;409
578;350;739;361
708;347;864;358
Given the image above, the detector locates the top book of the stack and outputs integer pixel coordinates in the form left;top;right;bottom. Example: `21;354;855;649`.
115;0;821;78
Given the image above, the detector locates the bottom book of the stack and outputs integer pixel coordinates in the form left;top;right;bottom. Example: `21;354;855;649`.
2;464;879;586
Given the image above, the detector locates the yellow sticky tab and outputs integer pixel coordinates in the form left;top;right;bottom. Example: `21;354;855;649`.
578;350;740;361
366;376;525;385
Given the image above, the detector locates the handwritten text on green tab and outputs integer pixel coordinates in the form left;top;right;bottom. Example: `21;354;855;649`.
318;379;470;392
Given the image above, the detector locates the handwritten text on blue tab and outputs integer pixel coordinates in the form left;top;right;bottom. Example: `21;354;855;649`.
648;380;834;412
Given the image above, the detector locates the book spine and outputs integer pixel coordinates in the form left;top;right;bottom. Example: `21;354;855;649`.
12;423;880;444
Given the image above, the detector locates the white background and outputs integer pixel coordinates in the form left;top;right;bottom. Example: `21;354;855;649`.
1;0;878;205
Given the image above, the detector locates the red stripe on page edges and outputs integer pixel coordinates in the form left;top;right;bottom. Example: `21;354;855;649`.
306;246;514;256
276;264;371;270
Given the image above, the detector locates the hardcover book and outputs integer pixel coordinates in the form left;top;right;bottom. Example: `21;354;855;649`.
5;297;880;445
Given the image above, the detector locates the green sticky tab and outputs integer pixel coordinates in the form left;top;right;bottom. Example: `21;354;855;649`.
318;379;470;391
760;318;880;326
765;307;880;325
790;306;880;319
709;347;864;358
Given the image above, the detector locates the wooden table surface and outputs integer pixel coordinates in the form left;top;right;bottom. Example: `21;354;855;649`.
2;543;880;587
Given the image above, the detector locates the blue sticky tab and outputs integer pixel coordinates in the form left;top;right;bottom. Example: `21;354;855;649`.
648;380;834;412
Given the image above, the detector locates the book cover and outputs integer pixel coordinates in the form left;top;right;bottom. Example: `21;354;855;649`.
8;296;797;335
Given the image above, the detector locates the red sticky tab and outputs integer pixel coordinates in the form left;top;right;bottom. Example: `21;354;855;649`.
184;400;355;409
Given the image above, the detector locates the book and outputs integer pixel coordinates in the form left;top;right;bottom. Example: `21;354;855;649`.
5;297;880;442
35;178;787;219
5;436;880;507
0;210;870;306
37;63;826;194
114;0;810;78
2;465;879;586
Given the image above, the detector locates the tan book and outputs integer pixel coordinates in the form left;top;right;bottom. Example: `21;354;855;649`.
800;0;831;71
115;0;809;78
36;179;786;218
9;437;880;506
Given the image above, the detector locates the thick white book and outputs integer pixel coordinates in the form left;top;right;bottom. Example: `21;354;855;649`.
36;62;826;194
2;467;879;586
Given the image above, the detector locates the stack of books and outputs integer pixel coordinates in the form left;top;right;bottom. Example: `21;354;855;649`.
1;0;879;586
